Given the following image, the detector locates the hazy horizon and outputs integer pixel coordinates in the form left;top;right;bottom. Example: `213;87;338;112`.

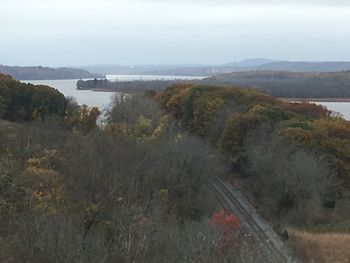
6;58;350;69
2;0;350;67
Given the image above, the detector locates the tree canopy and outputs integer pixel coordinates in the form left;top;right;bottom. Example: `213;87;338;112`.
0;74;66;121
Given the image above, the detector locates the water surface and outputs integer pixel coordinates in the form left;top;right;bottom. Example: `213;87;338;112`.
313;102;350;121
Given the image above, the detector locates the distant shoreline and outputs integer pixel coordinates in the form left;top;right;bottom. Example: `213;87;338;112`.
92;88;115;92
279;98;350;103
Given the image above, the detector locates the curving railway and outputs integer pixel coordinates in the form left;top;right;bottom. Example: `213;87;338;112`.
210;178;298;263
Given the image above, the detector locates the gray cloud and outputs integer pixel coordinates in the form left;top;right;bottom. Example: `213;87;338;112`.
146;0;350;6
4;0;350;5
1;0;350;66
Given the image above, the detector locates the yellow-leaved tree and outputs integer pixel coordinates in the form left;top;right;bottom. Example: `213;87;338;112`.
25;149;65;214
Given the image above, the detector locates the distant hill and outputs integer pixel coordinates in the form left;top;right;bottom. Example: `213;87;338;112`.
78;65;135;75
78;60;350;76
203;70;350;98
255;61;350;72
223;58;280;68
0;65;104;80
78;64;211;76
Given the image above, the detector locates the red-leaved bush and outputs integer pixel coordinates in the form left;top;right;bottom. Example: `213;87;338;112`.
210;210;240;253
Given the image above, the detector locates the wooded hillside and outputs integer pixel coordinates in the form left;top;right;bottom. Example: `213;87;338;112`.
203;71;350;98
0;65;103;80
0;74;66;121
158;84;350;224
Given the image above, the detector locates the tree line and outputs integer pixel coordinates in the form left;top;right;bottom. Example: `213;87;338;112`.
77;78;186;93
0;74;66;121
0;65;103;80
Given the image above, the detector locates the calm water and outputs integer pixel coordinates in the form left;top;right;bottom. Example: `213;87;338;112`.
313;102;350;121
24;75;205;109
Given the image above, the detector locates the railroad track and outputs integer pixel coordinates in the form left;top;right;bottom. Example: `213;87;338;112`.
210;178;296;263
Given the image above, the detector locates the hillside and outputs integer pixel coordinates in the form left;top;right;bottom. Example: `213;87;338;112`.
255;61;350;72
0;74;66;121
0;65;103;80
1;76;350;262
158;83;350;226
222;58;280;67
0;77;251;262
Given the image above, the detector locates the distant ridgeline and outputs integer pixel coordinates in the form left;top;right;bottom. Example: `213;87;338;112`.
0;74;66;121
0;65;103;80
76;78;186;93
79;60;350;76
202;71;350;98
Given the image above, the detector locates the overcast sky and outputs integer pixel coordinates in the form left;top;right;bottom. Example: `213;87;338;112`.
1;0;350;66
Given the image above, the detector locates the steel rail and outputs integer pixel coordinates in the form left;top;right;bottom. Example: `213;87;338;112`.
209;178;293;263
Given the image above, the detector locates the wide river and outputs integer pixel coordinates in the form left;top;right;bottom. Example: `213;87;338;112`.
312;102;350;121
24;75;205;110
24;76;350;120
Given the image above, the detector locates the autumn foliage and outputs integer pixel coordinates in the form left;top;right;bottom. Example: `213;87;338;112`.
210;210;240;253
25;149;65;213
281;101;329;119
158;84;350;188
0;74;66;122
158;84;350;224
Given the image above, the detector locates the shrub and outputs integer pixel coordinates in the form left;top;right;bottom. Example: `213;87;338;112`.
210;210;240;253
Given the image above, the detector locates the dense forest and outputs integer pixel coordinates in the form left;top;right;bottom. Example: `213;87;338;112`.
0;74;66;121
1;73;350;262
0;75;260;262
0;65;103;80
158;84;350;225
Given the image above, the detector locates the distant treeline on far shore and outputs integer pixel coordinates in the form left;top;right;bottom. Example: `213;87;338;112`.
77;70;350;98
76;78;190;93
0;65;103;80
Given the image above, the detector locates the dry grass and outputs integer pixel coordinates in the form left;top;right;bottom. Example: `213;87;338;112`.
290;230;350;263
